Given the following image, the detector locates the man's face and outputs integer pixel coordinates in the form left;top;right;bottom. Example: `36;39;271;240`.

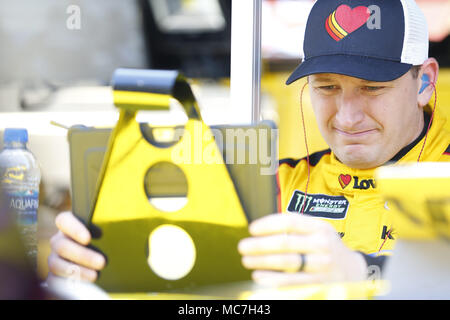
308;71;422;169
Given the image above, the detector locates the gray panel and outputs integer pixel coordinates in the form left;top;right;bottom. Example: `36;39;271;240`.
381;240;450;299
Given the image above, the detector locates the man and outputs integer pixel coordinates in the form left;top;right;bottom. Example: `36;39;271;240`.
48;0;450;285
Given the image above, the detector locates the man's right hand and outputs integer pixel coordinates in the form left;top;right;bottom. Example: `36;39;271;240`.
47;211;106;282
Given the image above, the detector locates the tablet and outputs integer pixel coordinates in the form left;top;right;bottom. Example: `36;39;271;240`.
69;121;278;224
68;121;278;292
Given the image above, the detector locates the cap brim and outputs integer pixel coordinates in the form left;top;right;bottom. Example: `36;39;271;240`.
286;55;412;85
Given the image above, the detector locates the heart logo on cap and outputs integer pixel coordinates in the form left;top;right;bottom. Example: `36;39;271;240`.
338;174;352;189
326;5;371;41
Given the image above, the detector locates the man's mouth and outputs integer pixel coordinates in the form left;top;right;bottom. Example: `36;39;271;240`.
334;128;378;138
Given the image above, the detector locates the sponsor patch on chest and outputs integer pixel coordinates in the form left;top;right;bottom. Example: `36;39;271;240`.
287;190;349;219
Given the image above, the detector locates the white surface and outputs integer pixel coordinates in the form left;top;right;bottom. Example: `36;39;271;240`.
44;276;110;300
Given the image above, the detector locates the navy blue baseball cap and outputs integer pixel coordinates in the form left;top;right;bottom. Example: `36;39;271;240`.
286;0;429;85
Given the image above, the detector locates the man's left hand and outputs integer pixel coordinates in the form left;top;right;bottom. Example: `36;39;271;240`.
238;213;368;286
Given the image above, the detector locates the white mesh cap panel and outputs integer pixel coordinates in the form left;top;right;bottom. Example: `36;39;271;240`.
400;0;429;65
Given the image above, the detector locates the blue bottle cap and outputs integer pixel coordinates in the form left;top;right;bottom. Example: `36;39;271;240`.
3;128;28;143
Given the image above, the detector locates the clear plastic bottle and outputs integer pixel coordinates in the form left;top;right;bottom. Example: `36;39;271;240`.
0;128;41;270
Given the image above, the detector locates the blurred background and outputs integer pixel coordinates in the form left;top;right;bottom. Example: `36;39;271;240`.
0;0;448;285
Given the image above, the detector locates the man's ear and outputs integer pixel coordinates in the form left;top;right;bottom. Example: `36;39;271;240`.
417;58;439;108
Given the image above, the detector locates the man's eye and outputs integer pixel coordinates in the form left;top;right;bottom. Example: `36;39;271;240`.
318;85;338;90
363;86;384;92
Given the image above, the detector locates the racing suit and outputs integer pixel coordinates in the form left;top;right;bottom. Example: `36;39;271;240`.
277;108;450;269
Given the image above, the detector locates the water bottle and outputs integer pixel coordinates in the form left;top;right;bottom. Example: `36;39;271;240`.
0;128;41;270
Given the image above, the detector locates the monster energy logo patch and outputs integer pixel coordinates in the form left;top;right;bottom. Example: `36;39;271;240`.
287;190;349;219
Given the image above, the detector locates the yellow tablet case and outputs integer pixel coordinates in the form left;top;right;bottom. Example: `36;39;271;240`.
88;69;253;292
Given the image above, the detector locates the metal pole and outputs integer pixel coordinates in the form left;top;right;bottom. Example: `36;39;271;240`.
252;0;262;124
230;0;262;125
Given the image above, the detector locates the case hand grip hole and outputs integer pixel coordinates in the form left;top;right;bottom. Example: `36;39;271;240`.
147;225;196;280
144;161;188;213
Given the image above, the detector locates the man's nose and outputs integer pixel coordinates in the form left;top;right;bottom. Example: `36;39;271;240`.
334;90;365;130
